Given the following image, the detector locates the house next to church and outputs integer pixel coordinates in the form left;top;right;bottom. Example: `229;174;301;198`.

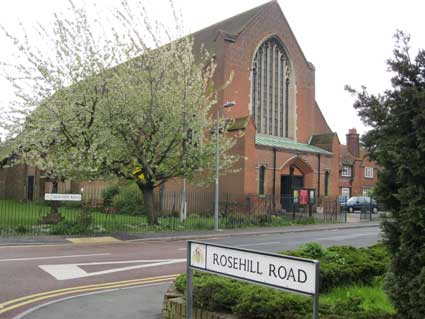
339;128;379;199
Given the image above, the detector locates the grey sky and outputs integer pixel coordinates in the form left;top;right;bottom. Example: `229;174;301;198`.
0;0;423;142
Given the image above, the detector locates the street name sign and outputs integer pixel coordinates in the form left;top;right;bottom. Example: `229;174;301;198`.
186;241;320;319
44;193;82;201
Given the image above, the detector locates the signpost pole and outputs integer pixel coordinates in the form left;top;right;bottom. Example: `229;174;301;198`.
313;261;320;319
186;241;193;319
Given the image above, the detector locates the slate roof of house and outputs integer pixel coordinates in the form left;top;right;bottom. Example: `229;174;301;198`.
256;134;333;156
339;145;376;168
339;145;355;166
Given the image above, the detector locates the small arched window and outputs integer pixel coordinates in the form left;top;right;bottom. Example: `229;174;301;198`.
324;171;330;196
251;37;293;138
259;165;266;195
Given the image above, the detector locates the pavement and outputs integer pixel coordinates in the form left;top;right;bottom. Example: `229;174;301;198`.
0;219;380;246
14;284;169;319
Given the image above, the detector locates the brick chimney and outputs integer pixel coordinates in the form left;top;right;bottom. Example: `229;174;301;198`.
346;128;360;157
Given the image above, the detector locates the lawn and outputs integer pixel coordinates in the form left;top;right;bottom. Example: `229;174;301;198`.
320;283;395;315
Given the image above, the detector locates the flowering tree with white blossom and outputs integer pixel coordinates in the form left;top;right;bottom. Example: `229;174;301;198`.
0;0;237;224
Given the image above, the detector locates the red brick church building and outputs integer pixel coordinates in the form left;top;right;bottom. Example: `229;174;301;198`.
164;0;341;209
0;1;378;208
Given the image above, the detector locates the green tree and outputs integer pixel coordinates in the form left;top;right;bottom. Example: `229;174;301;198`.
346;31;425;318
1;1;237;224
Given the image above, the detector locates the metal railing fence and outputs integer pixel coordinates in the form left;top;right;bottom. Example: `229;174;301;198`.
0;188;349;236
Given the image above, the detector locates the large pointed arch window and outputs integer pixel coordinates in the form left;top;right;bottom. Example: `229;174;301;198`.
251;37;293;138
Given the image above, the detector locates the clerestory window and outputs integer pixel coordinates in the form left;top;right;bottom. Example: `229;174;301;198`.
251;37;293;138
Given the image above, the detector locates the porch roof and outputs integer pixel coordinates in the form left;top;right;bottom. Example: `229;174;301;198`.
255;134;333;156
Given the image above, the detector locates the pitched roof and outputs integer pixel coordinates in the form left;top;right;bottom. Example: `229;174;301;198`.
309;133;337;152
339;145;355;165
256;134;333;156
192;2;271;54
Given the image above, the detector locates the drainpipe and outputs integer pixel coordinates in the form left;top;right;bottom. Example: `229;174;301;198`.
272;148;276;211
317;154;321;201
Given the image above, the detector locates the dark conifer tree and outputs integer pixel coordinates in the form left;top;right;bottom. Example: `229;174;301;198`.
347;31;425;318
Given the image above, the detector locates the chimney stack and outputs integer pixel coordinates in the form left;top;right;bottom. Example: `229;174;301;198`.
346;128;360;157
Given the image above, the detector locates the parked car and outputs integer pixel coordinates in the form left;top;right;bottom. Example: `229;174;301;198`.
341;196;379;213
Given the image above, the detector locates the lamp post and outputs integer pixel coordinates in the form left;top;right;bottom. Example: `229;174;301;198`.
214;101;236;231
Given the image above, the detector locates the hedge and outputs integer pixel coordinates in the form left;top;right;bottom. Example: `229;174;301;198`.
283;243;390;292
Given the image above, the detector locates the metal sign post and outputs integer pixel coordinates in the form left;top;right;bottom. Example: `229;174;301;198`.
186;241;193;319
186;240;320;319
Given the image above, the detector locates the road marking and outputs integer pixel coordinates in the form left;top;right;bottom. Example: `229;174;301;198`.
66;237;121;244
0;253;110;262
238;241;281;247
39;258;186;280
0;274;179;314
314;233;378;241
13;281;172;319
0;274;178;308
0;244;73;249
0;274;179;316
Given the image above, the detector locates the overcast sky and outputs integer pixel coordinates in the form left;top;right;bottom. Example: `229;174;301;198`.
0;0;423;143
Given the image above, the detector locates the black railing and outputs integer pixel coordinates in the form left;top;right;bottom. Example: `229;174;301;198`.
0;190;350;236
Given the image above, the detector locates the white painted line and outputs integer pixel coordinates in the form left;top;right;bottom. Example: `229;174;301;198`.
314;233;377;241
13;281;172;319
60;259;183;266
238;241;281;247
0;253;111;262
39;258;186;280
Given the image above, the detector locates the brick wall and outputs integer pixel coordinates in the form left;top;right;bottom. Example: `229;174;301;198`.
209;2;340;200
162;284;235;319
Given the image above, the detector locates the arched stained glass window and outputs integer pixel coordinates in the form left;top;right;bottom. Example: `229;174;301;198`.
251;37;292;138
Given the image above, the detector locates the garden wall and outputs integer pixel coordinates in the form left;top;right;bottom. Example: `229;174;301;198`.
162;284;234;319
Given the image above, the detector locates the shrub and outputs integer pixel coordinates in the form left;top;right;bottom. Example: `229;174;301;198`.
176;272;242;312
50;220;81;235
50;210;94;235
283;243;389;292
15;225;29;234
176;272;395;319
234;286;311;319
102;185;120;207
297;242;327;259
102;182;144;215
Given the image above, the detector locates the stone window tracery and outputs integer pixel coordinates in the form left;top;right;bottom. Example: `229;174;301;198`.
251;37;292;138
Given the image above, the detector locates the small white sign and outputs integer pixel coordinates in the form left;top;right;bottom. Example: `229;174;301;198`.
189;242;318;295
44;193;82;201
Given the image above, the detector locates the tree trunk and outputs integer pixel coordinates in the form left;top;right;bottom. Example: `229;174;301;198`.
140;183;158;225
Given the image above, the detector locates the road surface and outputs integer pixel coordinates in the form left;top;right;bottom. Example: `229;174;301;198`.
0;225;381;319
